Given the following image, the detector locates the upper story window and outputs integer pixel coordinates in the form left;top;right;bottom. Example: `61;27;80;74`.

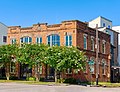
98;38;100;53
103;23;106;27
102;40;106;54
83;34;87;49
20;36;32;44
3;36;7;43
36;37;42;44
65;35;72;46
47;34;60;46
108;25;110;29
91;37;94;51
102;59;106;75
11;38;16;44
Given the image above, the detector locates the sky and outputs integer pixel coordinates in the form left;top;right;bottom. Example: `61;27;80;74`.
0;0;120;27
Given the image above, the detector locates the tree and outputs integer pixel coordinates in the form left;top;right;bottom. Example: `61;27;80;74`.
46;46;86;82
0;44;18;80
16;43;48;81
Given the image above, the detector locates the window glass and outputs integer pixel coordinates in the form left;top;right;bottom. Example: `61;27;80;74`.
65;35;72;46
36;37;42;44
103;23;105;27
91;38;94;51
11;38;16;44
3;36;7;42
20;36;32;43
47;34;60;46
84;35;87;49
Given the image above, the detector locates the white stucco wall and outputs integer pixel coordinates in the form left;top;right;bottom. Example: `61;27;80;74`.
112;26;120;45
112;26;120;65
88;17;101;28
98;27;114;45
89;16;112;29
100;17;112;29
0;22;8;45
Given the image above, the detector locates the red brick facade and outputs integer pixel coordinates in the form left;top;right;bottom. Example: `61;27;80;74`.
7;20;111;82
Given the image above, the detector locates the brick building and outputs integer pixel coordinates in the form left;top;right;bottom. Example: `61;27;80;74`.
7;20;111;82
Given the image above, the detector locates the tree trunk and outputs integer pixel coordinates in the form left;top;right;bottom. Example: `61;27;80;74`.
54;69;57;83
45;64;48;80
5;64;10;80
35;64;39;82
6;72;10;80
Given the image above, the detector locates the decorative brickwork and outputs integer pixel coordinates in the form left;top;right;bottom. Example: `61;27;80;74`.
7;20;111;82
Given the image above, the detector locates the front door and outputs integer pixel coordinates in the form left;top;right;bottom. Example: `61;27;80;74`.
0;67;5;78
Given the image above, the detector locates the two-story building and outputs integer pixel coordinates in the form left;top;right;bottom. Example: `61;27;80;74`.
7;20;111;82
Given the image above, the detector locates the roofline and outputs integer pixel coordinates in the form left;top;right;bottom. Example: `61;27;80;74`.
0;22;8;27
100;16;112;22
89;16;112;22
97;27;119;34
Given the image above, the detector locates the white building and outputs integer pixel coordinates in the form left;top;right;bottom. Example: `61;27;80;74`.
112;26;120;65
89;16;112;29
0;22;8;45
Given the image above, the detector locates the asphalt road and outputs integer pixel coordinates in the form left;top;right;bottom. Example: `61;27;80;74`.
0;83;120;92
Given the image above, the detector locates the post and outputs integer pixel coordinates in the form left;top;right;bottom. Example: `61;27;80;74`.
96;24;99;85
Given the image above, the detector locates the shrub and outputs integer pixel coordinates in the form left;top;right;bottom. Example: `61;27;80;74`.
57;78;65;83
26;77;36;81
63;78;78;84
40;77;45;81
9;76;18;80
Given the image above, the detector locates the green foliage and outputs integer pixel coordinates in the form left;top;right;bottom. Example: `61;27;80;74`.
26;77;36;81
46;46;86;71
9;76;18;80
0;44;18;65
16;44;48;68
63;78;80;84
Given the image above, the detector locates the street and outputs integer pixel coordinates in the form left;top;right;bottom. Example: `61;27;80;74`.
0;83;120;92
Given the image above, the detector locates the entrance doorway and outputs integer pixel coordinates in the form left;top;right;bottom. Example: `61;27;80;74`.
0;67;6;78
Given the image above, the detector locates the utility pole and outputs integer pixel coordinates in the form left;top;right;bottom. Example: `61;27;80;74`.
96;24;99;85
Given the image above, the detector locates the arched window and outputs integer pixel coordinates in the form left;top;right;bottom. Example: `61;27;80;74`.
91;37;94;51
11;38;16;44
89;57;95;74
36;37;42;44
65;35;72;46
20;36;32;44
83;34;87;49
47;34;60;46
102;40;106;54
102;59;106;75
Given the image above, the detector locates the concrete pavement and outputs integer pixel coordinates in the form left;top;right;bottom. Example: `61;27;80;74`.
0;83;120;92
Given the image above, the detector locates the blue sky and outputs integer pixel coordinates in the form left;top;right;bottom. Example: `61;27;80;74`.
0;0;120;27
